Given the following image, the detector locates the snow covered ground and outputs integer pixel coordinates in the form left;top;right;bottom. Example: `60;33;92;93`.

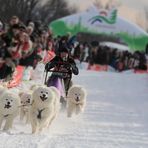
0;64;148;148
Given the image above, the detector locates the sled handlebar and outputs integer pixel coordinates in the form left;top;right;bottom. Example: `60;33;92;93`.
47;70;71;74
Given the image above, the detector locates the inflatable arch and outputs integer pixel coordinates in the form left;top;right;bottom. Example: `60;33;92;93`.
49;6;148;52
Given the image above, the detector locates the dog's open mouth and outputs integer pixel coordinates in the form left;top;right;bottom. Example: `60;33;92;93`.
40;96;48;101
75;97;80;102
4;104;11;109
26;99;30;104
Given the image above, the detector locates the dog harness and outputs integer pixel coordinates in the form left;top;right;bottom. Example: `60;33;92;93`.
3;114;10;118
37;108;45;119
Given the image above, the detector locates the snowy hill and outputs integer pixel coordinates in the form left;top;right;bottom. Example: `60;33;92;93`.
0;64;148;148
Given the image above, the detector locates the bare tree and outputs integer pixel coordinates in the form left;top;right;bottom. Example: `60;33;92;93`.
0;0;77;24
0;0;40;22
35;0;77;24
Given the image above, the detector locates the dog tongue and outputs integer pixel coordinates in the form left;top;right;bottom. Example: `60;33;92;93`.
40;96;47;101
4;104;11;109
76;97;80;102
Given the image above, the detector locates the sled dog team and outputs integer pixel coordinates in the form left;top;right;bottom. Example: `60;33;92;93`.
0;84;87;133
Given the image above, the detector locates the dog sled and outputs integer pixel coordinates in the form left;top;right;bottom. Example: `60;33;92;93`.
44;62;72;102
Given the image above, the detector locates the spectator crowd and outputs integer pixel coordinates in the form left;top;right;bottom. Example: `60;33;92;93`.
0;16;148;81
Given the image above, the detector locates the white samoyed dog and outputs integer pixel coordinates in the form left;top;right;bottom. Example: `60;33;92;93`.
66;85;87;118
30;85;60;134
19;91;32;123
0;90;20;131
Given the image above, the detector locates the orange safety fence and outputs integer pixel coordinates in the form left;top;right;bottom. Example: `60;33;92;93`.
134;69;148;74
7;65;25;88
87;64;108;71
43;51;55;64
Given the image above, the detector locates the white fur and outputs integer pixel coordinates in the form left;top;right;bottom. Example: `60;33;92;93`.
0;91;20;131
0;85;7;95
19;91;32;124
49;86;60;115
30;84;39;91
30;85;60;134
67;85;87;118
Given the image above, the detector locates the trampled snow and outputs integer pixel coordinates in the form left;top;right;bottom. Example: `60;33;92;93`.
0;63;148;148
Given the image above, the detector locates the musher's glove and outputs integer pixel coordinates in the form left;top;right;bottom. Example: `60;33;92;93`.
45;62;55;71
71;64;79;75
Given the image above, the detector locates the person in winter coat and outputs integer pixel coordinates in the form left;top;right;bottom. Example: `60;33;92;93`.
45;47;79;96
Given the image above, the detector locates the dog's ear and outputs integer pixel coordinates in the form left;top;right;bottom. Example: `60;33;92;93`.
19;92;24;97
30;84;37;91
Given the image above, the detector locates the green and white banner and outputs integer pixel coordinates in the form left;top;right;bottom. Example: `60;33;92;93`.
49;6;148;51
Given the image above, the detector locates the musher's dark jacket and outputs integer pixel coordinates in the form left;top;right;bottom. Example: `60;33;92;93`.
45;55;79;78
